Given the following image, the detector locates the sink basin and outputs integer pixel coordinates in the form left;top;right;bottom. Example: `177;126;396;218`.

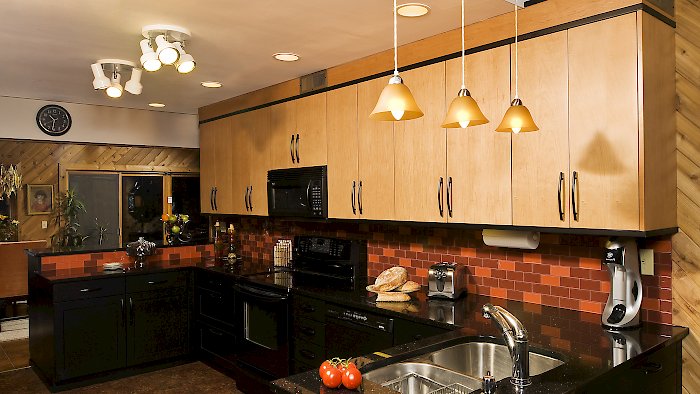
362;362;482;394
363;341;565;393
426;342;565;381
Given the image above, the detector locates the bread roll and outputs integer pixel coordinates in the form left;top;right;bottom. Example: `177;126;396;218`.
376;292;411;302
374;267;408;292
399;281;421;293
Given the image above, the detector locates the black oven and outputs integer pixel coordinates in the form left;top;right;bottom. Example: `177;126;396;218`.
234;282;290;379
267;165;327;218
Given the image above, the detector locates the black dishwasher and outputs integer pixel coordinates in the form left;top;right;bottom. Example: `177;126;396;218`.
325;304;394;358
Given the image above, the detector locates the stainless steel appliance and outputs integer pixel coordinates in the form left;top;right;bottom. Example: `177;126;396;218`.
602;238;642;329
325;304;394;358
428;262;466;299
267;166;327;219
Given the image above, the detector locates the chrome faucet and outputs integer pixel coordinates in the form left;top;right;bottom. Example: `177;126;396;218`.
482;303;531;387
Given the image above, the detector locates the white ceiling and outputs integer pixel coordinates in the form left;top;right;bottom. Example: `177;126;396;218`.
0;0;514;115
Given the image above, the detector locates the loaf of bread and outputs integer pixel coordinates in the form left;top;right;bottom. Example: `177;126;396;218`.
398;280;421;293
374;267;408;292
376;292;411;302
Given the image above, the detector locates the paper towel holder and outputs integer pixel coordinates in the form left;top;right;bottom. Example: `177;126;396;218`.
482;229;540;250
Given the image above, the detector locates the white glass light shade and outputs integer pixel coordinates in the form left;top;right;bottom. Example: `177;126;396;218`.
173;43;195;73
155;35;179;65
106;73;123;98
139;39;162;72
91;63;111;90
125;68;143;95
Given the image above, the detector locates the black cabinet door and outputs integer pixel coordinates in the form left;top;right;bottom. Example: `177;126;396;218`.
126;290;190;366
55;295;126;380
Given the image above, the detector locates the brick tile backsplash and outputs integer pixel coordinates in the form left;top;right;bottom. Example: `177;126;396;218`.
220;217;672;325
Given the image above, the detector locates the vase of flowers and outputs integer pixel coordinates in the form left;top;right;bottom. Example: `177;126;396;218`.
0;215;19;242
161;213;191;245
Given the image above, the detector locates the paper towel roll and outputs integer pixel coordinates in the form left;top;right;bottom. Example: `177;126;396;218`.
482;229;540;250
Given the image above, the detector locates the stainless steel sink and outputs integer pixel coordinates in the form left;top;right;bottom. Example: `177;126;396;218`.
362;341;565;394
363;362;482;394
426;342;565;381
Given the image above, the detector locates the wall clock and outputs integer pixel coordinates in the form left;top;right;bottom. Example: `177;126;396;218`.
36;105;72;136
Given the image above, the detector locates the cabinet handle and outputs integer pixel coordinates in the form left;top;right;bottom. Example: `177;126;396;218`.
129;297;134;324
301;304;316;313
213;187;218;211
147;280;168;285
572;171;579;221
79;287;101;293
245;186;250;211
210;187;214;211
358;181;363;215
299;326;316;336
207;328;224;337
447;176;453;218
558;172;565;221
438;177;444;217
300;349;317;360
249;185;253;211
351;181;356;215
295;133;300;163
290;134;296;163
121;298;125;326
640;362;663;375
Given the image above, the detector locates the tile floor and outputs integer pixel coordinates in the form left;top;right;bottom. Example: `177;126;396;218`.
0;338;28;373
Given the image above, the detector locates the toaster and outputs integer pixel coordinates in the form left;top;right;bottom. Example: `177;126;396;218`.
428;262;466;299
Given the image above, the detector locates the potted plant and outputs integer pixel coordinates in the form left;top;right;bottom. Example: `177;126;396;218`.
0;215;19;242
51;188;88;247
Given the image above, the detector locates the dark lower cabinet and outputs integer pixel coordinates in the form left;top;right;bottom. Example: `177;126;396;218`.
55;295;126;380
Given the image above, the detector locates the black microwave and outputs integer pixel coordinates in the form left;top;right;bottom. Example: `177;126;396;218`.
267;166;327;218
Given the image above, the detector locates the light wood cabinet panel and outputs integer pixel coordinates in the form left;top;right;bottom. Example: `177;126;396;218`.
568;13;640;230
213;119;234;214
446;45;512;225
512;31;570;228
327;85;359;219
394;63;447;223
296;93;327;167
229;115;251;215
358;77;395;220
199;121;219;214
246;107;271;216
269;101;296;170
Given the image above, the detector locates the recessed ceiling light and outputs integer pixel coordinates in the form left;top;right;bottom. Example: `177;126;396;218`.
273;53;300;62
201;81;222;88
396;3;431;17
149;103;165;108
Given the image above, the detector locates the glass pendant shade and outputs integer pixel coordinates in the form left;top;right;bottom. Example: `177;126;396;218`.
495;99;539;133
370;75;423;121
442;89;488;128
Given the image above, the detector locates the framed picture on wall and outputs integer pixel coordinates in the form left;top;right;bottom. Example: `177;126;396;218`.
27;184;53;215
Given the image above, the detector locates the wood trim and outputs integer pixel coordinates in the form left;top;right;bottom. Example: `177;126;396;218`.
198;0;673;123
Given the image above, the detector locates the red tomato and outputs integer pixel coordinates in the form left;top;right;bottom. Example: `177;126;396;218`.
342;367;362;390
319;360;332;379
322;366;342;388
345;362;357;371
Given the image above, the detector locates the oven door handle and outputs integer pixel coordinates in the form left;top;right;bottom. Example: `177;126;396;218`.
235;284;288;302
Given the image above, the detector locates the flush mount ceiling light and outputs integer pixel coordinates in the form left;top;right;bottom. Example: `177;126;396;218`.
396;3;431;17
149;102;166;108
201;81;222;88
370;0;423;121
273;52;300;62
91;59;142;99
141;25;195;72
442;0;488;128
496;2;538;133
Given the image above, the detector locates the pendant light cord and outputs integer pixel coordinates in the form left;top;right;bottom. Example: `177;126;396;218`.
394;0;399;76
514;3;519;99
461;0;465;90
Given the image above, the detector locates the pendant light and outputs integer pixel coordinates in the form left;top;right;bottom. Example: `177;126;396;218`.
442;0;488;128
370;0;423;121
496;2;538;133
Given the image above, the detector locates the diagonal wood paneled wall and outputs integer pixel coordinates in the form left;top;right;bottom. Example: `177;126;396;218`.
0;139;199;243
673;0;700;392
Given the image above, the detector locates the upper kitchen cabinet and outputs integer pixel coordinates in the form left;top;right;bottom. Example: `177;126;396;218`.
357;77;395;220
511;31;570;228
327;85;359;220
568;12;675;231
394;62;447;223
241;107;271;216
269;93;327;169
446;45;512;225
199;118;233;214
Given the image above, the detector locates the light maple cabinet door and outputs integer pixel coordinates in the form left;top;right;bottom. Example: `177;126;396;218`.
446;45;512;225
394;62;447;223
245;107;271;216
213;118;234;214
357;77;395;220
199;120;219;214
512;31;570;228
568;13;640;230
269;100;296;170
327;85;359;219
296;93;327;167
228;115;250;215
